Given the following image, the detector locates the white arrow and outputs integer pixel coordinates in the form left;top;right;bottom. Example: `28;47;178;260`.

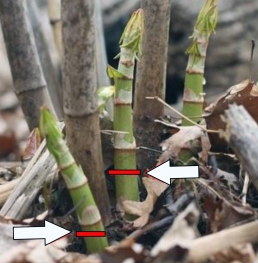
146;160;199;185
13;220;71;246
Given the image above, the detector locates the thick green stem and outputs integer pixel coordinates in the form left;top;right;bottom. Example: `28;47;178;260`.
182;0;217;126
179;0;217;164
107;10;143;204
182;73;203;125
114;103;138;201
114;62;137;202
40;108;108;253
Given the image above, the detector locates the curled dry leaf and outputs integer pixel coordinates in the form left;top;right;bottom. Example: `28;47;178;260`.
205;79;258;151
0;239;68;263
122;178;168;228
203;192;255;233
0;211;50;255
145;176;169;197
151;202;199;257
23;128;41;160
159;126;210;163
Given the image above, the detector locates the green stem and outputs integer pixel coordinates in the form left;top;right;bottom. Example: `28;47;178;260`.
182;0;218;126
107;9;143;204
182;73;203;125
40;108;108;253
179;0;218;164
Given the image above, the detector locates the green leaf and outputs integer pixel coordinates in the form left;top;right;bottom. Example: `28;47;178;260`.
195;0;218;36
97;85;115;112
107;65;126;79
40;107;62;140
119;9;143;55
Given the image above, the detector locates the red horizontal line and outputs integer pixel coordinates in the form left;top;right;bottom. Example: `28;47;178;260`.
76;231;106;237
108;169;141;175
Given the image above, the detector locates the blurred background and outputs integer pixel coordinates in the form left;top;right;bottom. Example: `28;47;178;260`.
0;0;258;160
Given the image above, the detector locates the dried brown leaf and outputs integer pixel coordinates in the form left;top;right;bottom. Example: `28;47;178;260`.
205;79;258;151
144;176;168;196
23;128;41;160
159;126;210;163
0;239;68;263
0;211;49;255
151;202;199;257
123;178;168;228
203;192;255;232
0;221;26;254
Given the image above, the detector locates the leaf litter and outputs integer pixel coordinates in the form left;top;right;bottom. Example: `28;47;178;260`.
3;0;258;258
2;72;258;263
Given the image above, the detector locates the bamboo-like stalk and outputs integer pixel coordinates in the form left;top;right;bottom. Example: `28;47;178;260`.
133;0;171;172
40;108;108;253
47;0;62;63
107;9;143;203
28;0;63;119
62;0;111;224
182;0;218;126
0;0;56;130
